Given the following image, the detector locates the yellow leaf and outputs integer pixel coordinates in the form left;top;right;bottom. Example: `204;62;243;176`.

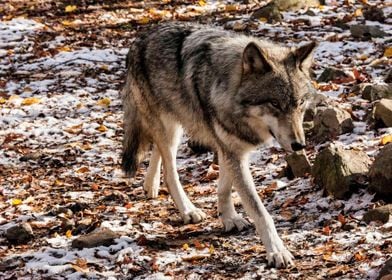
57;46;72;52
100;65;109;71
66;230;72;238
21;97;41;106
54;179;63;186
225;4;237;12
354;8;362;17
11;199;22;206
319;5;325;10
96;124;108;132
182;243;189;250
209;244;215;254
258;17;268;23
384;47;392;58
61;20;74;26
76;166;90;173
198;0;206;6
65;5;77;13
381;135;392;145
0;97;6;104
96;97;111;107
137;17;150;25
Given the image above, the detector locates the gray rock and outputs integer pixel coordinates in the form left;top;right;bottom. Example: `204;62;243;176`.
378;258;392;280
361;84;392;101
317;67;349;83
286;150;311;177
369;144;392;197
363;6;385;22
312;145;371;199
373;99;392;127
363;205;392;224
350;24;387;39
304;93;329;122
72;228;120;249
6;223;34;245
313;106;354;142
251;2;282;23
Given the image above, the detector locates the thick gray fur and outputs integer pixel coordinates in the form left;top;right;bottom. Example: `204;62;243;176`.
122;23;317;268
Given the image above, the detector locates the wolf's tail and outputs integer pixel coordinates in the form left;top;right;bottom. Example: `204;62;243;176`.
121;82;149;177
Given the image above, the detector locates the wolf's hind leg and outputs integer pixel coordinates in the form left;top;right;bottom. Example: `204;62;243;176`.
157;121;206;224
218;153;250;232
143;145;161;198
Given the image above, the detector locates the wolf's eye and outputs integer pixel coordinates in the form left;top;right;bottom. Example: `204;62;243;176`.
270;100;279;108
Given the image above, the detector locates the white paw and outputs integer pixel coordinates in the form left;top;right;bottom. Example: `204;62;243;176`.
182;208;207;224
221;214;250;232
143;180;160;199
266;246;294;268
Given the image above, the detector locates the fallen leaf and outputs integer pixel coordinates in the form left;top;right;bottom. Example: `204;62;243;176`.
11;198;22;206
21;97;41;106
354;251;366;261
0;97;6;104
182;243;189;250
198;0;206;6
97;98;111;107
64;123;83;134
193;240;205;250
338;213;346;225
137;17;150;25
209;244;215;254
225;4;237;12
76;166;90;173
57;46;72;52
91;184;99;191
66;230;72;238
65;5;77;13
322;225;331;236
381;135;392;145
96;124;108;132
353;8;362;17
384;47;392;58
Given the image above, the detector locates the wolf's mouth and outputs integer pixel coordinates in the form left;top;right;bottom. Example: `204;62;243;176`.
268;128;275;138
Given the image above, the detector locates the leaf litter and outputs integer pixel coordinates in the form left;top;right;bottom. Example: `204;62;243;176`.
0;0;391;279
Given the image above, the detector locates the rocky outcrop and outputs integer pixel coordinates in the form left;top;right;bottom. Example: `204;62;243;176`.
312;145;370;199
369;144;392;197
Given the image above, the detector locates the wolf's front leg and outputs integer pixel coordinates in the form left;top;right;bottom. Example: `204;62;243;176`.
217;157;250;232
224;155;294;268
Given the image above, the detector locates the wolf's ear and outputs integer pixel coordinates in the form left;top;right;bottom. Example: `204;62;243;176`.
243;42;272;75
294;42;317;71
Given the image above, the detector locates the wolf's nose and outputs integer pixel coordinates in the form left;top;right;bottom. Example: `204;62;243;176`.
291;142;306;151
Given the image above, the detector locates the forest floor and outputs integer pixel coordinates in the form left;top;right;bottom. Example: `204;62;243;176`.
0;0;391;279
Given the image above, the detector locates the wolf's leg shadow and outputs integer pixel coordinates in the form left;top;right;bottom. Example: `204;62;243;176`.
217;152;250;231
143;145;161;198
222;154;294;268
155;117;206;224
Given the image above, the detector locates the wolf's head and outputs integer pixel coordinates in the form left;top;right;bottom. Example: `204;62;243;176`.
237;41;317;152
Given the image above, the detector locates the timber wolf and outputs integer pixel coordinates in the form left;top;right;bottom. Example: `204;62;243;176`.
122;23;316;268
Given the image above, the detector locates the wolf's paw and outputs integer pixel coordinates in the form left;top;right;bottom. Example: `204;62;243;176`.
221;214;250;232
143;181;160;199
266;247;294;268
143;186;159;199
182;208;206;224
